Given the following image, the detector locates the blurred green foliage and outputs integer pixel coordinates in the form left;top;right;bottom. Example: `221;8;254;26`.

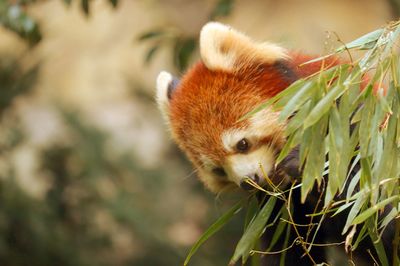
0;56;39;113
0;1;248;265
137;0;235;72
63;0;119;15
0;0;119;45
0;0;41;45
0;60;245;264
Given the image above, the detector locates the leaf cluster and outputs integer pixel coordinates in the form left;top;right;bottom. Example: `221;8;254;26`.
184;21;400;266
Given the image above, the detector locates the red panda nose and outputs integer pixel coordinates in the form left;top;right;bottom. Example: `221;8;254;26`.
240;174;260;191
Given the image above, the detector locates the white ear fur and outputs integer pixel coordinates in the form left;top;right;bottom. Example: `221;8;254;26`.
200;22;287;72
156;71;174;119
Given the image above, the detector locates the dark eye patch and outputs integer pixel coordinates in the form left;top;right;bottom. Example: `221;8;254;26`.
212;167;226;177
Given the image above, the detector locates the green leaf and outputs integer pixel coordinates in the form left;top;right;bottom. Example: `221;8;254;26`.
351;196;399;225
279;81;317;121
375;106;397;183
285;101;311;135
275;130;301;166
240;78;310;122
379;207;398;230
299;125;312;170
342;192;367;234
303;67;350;129
336;29;384;52
274;79;310;110
333;200;355;216
360;157;373;187
301;116;328;202
351;223;368;250
345;156;361;201
183;200;243;266
243;197;260;230
280;214;292;266
267;204;288;251
359;97;374;158
366;217;389;266
325;106;343;205
299;53;336;66
230;196;277;264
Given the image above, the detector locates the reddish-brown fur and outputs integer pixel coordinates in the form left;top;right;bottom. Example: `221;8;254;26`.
169;52;341;169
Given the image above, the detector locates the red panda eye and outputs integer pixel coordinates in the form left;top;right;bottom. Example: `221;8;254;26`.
212;167;226;177
236;138;250;152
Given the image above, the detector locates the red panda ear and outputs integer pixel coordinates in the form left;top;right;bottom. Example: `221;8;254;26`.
156;71;179;119
200;22;288;72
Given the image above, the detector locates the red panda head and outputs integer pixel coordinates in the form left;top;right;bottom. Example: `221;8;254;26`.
156;22;302;193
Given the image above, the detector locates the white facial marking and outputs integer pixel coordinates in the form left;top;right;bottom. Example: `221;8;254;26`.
226;146;275;186
221;108;283;152
220;108;286;188
222;129;247;153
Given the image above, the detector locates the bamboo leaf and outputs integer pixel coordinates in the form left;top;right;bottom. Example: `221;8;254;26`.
285;101;311;135
345;156;361;201
275;129;301;166
241;79;309;122
351;196;399;225
243;197;260;230
366;217;389;266
342;192;367;234
304;84;343;129
351;223;368;250
333;200;355;216
230;196;277;265
336;29;384;52
375;108;397;183
184;200;243;266
379;207;398;230
360;157;373;187
274;79;310;109
279;81;317;121
359;97;374;158
299;126;312;171
267;205;289;251
301;116;328;202
299;53;335;65
325;107;343;205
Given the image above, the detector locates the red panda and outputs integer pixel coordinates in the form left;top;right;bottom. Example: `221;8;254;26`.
157;22;339;193
156;22;394;265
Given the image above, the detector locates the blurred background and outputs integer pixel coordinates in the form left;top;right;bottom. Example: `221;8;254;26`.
0;0;396;265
